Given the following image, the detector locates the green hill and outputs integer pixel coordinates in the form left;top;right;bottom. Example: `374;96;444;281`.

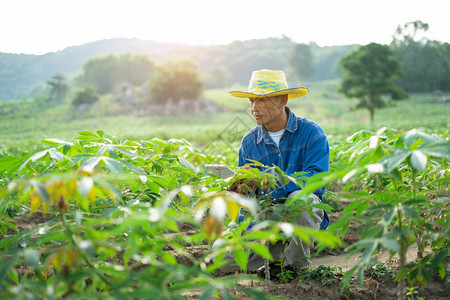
0;37;357;101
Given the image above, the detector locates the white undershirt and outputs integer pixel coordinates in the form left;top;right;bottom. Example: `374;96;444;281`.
268;129;286;147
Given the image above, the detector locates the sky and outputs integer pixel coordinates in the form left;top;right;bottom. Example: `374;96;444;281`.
1;0;449;55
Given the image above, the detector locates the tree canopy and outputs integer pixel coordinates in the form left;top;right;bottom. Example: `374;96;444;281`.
150;60;202;104
391;21;450;92
286;43;314;82
46;73;69;102
71;86;99;107
338;43;407;123
82;53;155;94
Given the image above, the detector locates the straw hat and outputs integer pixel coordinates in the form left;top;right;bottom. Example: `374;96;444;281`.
229;69;308;99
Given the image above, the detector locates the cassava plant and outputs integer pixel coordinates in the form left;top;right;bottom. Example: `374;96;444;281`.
329;128;449;300
0;131;269;299
0;130;341;299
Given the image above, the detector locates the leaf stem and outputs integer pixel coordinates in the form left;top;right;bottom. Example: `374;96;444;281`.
411;168;417;199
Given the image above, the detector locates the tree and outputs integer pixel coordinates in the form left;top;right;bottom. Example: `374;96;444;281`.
391;20;429;47
286;43;314;82
71;86;99;107
204;66;229;89
338;43;407;124
150;60;202;104
82;54;155;94
47;73;69;102
391;20;450;92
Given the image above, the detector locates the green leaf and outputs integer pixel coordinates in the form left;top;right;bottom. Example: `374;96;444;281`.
342;199;363;215
420;143;450;160
437;264;446;279
199;287;216;300
178;157;197;173
219;289;234;300
18;150;48;174
63;143;72;155
41;138;73;146
380;238;400;252
76;131;100;140
120;159;145;174
249;243;272;260
0;254;19;284
410;150;427;171
311;202;334;212
161;252;177;265
81;157;101;169
381;149;411;172
146;181;161;193
115;147;137;158
235;168;258;178
96;130;104;138
274;167;287;186
48;148;66;161
97;145;107;157
233;248;249;272
431;250;448;268
361;241;378;263
402;206;419;218
147;175;175;190
0;156;20;173
8;268;19;284
243;231;273;240
387;168;403;181
403;129;434;148
422;269;432;282
24;248;40;270
101;157;124;173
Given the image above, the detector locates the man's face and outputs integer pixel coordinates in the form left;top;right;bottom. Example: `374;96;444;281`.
249;95;288;130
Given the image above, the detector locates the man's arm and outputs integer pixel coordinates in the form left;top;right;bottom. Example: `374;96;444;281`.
285;133;330;198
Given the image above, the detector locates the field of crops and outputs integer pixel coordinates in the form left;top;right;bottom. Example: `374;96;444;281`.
1;81;449;148
0;83;449;299
0;125;448;299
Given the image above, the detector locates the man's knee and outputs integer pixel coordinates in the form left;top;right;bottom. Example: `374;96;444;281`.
287;192;324;227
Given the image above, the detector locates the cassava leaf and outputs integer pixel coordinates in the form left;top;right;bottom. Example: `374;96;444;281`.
419;143;450;160
410;150;427;171
233;248;249;272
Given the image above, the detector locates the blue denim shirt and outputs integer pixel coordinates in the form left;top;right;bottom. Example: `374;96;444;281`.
238;107;330;229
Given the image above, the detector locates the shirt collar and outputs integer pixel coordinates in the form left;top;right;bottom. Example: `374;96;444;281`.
256;107;297;144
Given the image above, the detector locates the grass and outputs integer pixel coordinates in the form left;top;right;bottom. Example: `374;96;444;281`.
1;80;449;150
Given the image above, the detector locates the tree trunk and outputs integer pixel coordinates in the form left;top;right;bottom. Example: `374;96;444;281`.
369;108;375;124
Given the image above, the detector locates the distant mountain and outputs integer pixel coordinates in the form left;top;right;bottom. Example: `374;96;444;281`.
0;37;358;101
0;38;191;101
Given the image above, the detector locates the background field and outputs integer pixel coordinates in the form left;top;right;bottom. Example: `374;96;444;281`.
1;80;449;150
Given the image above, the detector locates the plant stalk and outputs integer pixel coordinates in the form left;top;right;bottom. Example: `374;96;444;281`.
397;209;406;300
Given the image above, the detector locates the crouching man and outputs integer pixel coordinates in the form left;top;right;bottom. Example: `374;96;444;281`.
213;69;330;278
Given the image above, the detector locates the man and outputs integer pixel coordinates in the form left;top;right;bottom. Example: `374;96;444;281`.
214;69;329;277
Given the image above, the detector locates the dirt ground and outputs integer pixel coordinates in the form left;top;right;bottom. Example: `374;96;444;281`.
176;242;448;300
